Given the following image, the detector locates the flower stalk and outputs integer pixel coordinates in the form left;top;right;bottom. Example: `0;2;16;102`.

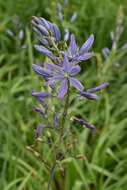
60;80;70;140
31;16;109;189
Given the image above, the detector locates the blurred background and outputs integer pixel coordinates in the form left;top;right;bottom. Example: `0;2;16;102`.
0;0;127;189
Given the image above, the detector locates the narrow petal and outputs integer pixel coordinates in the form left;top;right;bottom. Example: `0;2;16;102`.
47;75;64;85
18;30;24;40
38;38;49;47
73;117;96;131
80;91;98;100
31;16;40;25
46;63;63;74
32;17;50;31
32;93;48;107
77;52;93;61
54;113;59;127
83;121;96;131
64;28;70;41
88;83;109;93
70;12;77;23
102;48;110;58
69;77;84;91
32;91;50;104
69;65;81;76
33;27;42;37
63;54;70;72
35;124;45;139
80;34;94;54
32;91;50;98
33;107;46;117
34;45;55;60
32;64;51;78
39;17;51;30
36;24;49;36
69;34;77;56
52;24;61;41
58;79;68;99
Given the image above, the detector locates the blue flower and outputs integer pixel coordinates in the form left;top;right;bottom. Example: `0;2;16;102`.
80;82;109;100
32;55;84;99
67;34;94;64
31;16;109;135
32;16;61;43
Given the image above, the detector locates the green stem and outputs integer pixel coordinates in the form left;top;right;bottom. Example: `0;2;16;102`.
47;163;57;190
60;81;70;139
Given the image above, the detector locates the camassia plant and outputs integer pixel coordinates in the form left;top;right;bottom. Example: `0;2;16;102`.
31;16;109;190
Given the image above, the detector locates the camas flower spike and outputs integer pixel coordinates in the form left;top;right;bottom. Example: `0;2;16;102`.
31;16;109;138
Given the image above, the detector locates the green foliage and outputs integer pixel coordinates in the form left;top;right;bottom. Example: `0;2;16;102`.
0;0;127;189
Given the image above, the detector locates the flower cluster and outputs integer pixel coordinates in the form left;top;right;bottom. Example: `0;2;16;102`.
31;16;109;138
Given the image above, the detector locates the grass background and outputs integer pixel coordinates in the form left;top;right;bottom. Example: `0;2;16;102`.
0;0;127;189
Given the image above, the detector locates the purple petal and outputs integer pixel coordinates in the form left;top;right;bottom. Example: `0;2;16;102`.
52;24;61;41
80;91;98;100
31;19;38;26
77;52;93;62
69;77;84;91
83;122;95;131
74;117;96;131
45;63;63;74
64;28;70;41
69;34;77;56
34;45;55;60
32;91;50;98
32;64;51;78
33;27;42;37
38;38;49;47
32;17;50;30
79;34;94;54
36;24;49;36
33;107;46;117
39;17;51;30
102;48;110;58
83;122;96;131
70;12;77;23
54;113;59;127
121;43;127;50
32;91;50;104
18;30;24;40
35;124;45;139
58;79;68;99
88;83;109;93
32;94;48;107
47;75;64;85
63;54;70;72
69;65;81;76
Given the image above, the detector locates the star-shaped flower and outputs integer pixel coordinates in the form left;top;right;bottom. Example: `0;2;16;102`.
67;34;94;64
32;55;84;99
